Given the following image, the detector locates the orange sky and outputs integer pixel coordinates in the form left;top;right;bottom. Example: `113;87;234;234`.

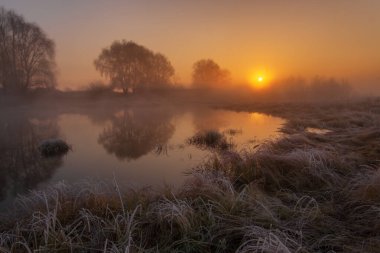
2;0;380;90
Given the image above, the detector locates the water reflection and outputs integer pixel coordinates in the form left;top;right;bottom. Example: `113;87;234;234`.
0;112;62;205
0;105;285;209
192;109;284;148
98;108;175;160
192;108;228;132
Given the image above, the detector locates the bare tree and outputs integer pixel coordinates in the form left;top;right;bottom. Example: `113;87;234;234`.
94;40;174;94
0;7;56;93
192;59;230;89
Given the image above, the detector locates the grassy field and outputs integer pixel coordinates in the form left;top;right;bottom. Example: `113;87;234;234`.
0;98;380;252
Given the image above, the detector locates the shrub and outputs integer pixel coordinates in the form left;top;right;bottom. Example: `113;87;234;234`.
38;139;70;157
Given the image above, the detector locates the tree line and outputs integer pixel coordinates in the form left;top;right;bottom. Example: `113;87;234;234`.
0;7;228;95
0;6;352;99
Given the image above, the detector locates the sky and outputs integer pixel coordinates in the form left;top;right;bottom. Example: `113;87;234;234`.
1;0;380;91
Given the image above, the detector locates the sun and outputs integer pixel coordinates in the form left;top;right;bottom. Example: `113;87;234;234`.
249;72;269;89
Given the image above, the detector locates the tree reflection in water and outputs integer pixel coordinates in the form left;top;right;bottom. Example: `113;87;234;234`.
0;112;63;204
98;108;175;161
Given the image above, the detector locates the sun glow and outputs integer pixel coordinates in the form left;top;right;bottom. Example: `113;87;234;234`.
249;70;272;89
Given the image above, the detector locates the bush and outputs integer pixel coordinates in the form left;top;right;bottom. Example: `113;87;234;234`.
38;139;70;157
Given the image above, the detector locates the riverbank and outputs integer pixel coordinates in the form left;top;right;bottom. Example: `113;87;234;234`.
1;99;379;252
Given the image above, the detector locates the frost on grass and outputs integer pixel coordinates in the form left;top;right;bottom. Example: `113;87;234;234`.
2;100;380;252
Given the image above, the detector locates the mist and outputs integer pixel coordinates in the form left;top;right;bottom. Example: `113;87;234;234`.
1;2;380;252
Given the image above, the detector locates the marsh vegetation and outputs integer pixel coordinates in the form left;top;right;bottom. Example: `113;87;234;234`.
187;130;233;151
0;98;379;252
0;5;378;253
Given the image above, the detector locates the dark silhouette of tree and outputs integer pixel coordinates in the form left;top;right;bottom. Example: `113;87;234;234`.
0;7;56;93
94;40;174;93
192;59;230;89
149;53;175;88
98;108;175;161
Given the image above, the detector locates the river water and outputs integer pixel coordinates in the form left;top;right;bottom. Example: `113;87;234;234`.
0;104;284;209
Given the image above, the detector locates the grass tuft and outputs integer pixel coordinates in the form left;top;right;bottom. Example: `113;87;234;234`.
188;130;233;151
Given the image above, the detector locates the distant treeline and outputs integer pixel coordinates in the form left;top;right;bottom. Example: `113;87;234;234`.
0;6;354;102
257;76;353;102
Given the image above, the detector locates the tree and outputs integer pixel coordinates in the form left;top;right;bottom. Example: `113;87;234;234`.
192;59;230;88
0;7;56;93
94;40;174;93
